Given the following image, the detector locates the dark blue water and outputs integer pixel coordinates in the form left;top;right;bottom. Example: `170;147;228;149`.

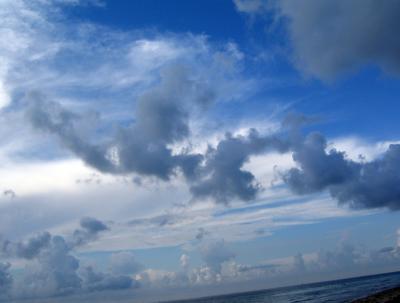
168;271;400;303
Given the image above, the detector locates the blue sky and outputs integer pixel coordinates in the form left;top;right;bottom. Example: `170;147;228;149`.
1;0;400;302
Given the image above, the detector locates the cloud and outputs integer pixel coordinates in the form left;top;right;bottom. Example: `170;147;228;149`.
26;64;212;180
276;0;400;80
71;217;109;247
1;232;51;260
233;0;269;14
195;228;209;241
110;252;143;275
201;240;235;274
27;98;291;204
17;235;82;298
27;92;400;209
4;217;140;300
234;0;400;80
180;254;190;271
80;266;135;292
80;217;108;234
190;129;290;203
283;132;400;210
113;64;211;180
27;96;115;174
0;262;12;300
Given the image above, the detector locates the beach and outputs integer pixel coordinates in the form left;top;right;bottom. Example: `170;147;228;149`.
352;286;400;303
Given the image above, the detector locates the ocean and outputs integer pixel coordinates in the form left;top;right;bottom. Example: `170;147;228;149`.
167;271;400;303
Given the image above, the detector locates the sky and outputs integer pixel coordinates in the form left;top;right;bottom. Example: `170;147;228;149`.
1;0;400;302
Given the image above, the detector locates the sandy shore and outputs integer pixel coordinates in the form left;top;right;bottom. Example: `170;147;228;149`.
352;287;400;302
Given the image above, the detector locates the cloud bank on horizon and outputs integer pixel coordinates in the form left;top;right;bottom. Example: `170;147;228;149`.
1;0;400;301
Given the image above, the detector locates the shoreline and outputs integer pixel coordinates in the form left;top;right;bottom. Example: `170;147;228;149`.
352;286;400;302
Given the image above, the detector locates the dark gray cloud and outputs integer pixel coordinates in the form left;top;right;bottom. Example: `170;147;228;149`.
28;90;400;208
277;0;400;80
283;132;358;194
0;262;12;300
0;218;106;263
71;217;109;247
234;0;400;80
283;132;400;210
195;228;209;241
27;95;115;173
27;65;209;182
190;129;290;203
80;217;108;234
1;232;51;260
114;65;210;180
15;232;52;259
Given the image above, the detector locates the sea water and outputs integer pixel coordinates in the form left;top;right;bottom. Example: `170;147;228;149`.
166;271;400;303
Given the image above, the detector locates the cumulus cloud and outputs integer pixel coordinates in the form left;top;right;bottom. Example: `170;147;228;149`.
137;238;400;292
283;132;400;210
190;129;290;203
18;235;82;298
2;217;140;300
18;237;138;298
113;64;211;180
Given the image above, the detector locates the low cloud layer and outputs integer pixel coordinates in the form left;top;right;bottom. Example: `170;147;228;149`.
0;217;140;301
